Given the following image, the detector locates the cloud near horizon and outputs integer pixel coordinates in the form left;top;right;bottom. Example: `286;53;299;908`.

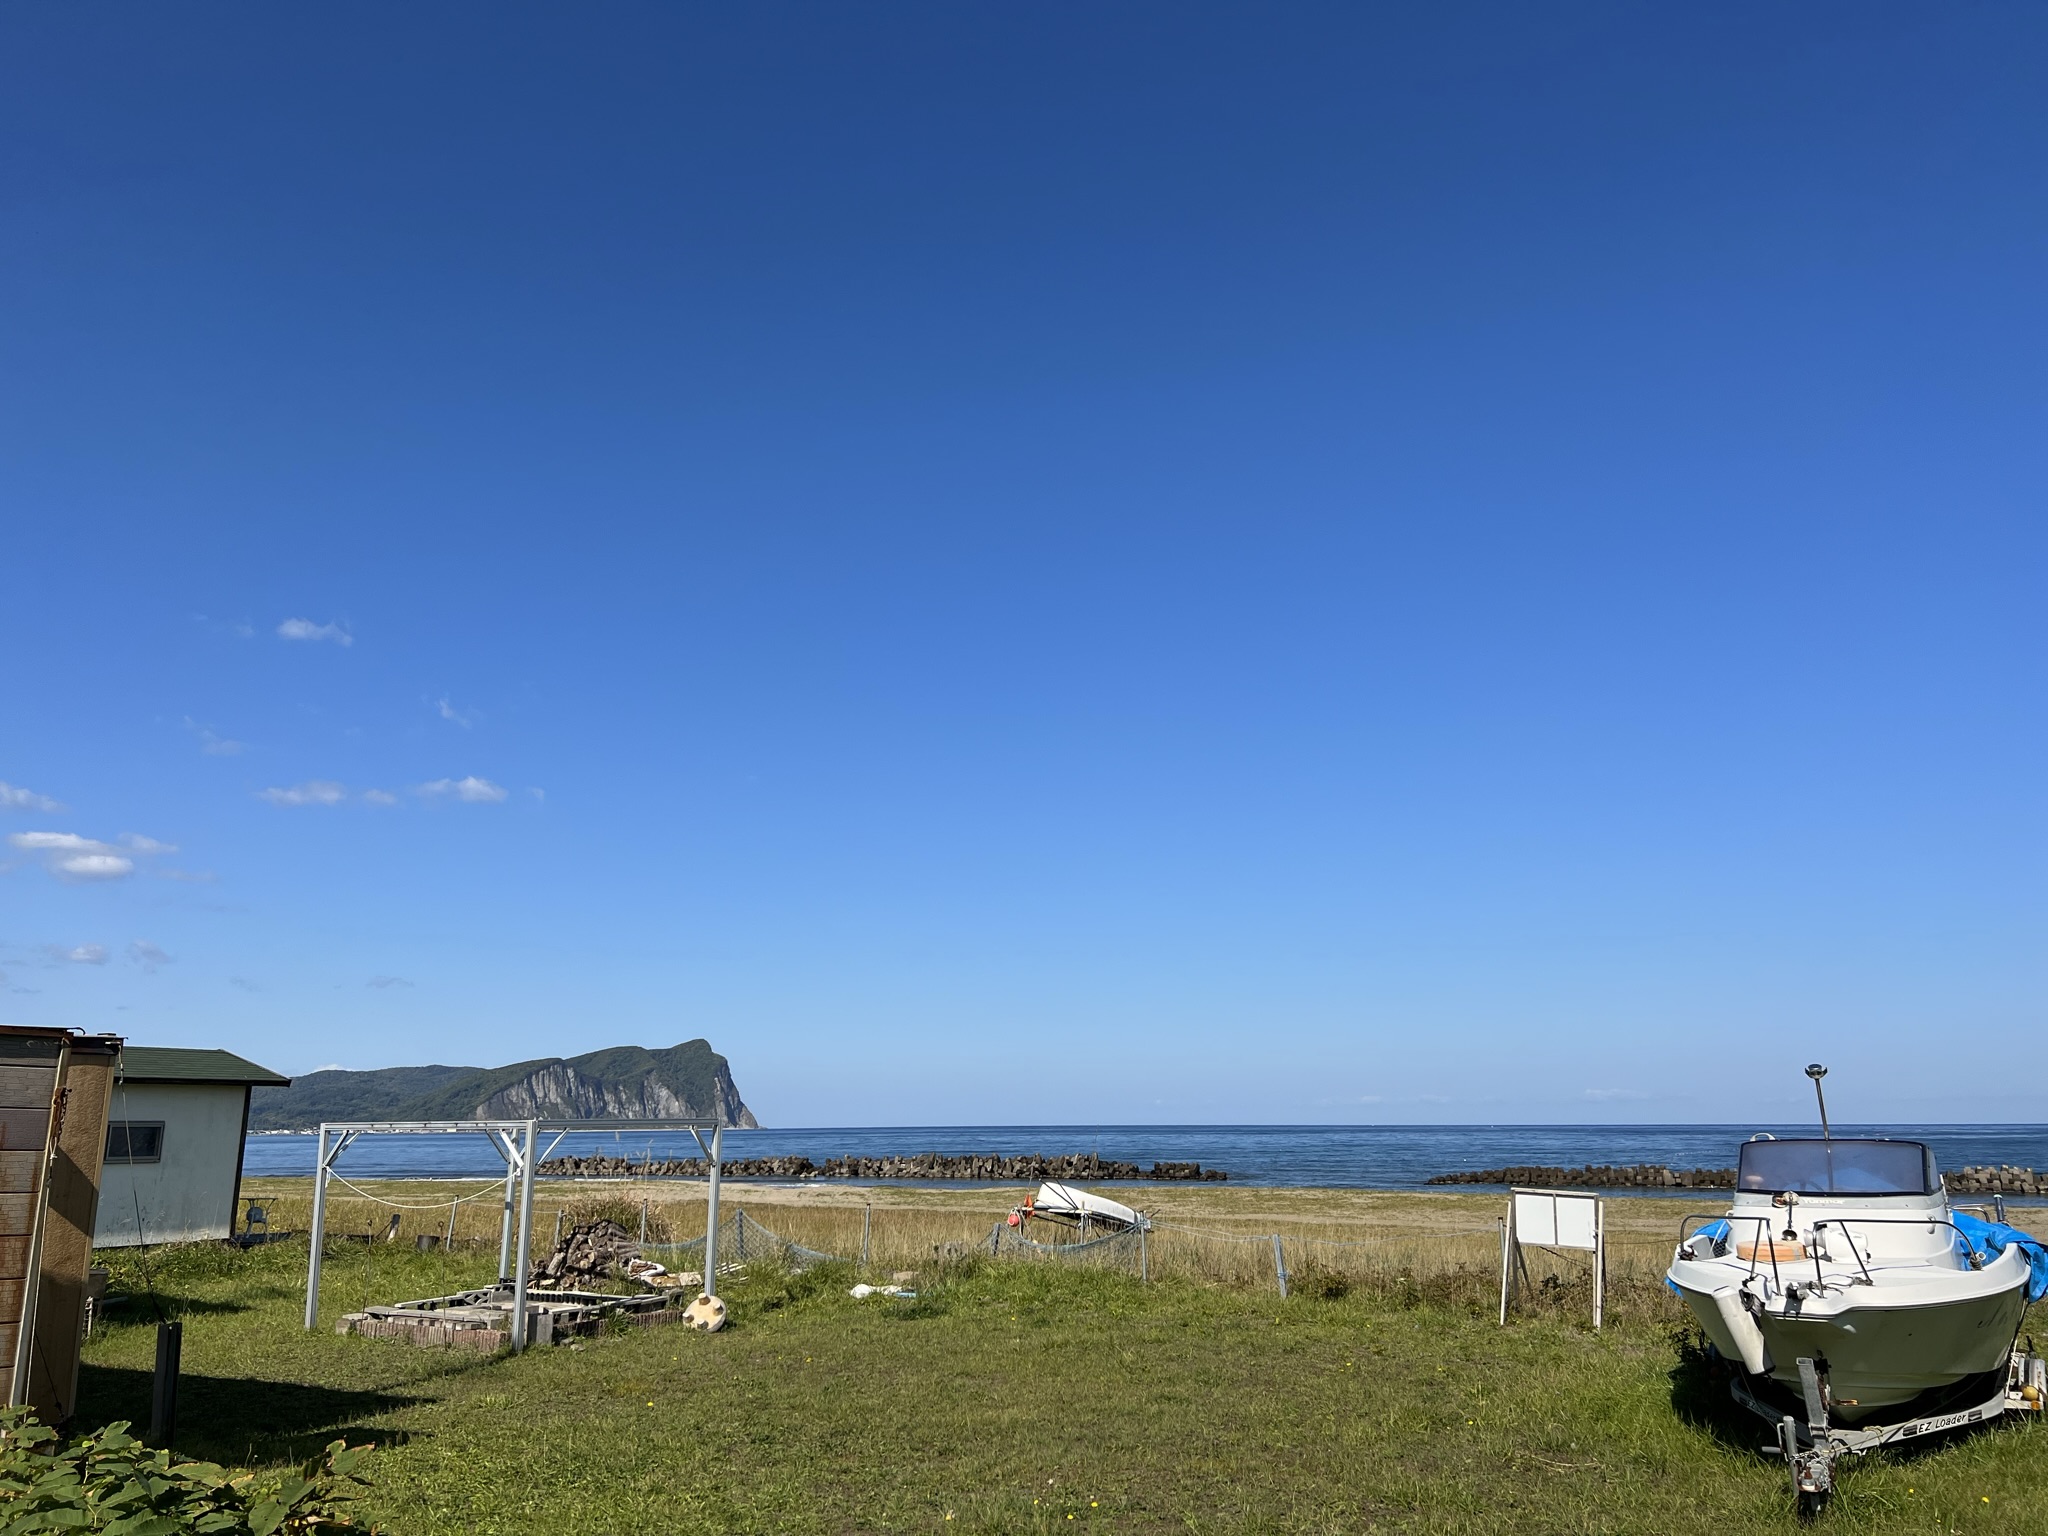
184;717;245;755
277;617;352;646
417;775;508;803
0;781;65;813
258;781;348;807
8;830;176;881
128;940;174;972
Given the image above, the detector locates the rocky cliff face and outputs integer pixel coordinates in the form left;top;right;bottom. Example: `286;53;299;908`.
475;1057;758;1126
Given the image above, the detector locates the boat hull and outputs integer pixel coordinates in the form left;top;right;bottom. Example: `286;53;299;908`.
1673;1251;2031;1422
1755;1279;2029;1418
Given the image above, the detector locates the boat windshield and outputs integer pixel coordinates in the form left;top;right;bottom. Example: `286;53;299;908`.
1736;1138;1937;1196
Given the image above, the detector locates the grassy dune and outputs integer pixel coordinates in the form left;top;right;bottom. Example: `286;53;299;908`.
76;1182;2048;1534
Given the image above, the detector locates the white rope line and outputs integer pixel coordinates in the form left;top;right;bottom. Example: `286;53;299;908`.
1152;1222;1501;1246
326;1172;508;1211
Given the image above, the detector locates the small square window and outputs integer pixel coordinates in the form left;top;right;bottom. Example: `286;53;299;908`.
106;1122;164;1164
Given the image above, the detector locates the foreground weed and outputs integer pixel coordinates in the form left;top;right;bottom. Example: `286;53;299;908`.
0;1407;375;1534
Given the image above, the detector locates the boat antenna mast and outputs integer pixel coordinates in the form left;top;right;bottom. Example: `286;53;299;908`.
1805;1063;1831;1139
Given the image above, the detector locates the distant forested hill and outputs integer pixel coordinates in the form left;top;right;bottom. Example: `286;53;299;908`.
248;1039;756;1130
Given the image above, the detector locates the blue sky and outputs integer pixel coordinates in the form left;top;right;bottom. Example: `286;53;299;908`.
3;5;2043;1125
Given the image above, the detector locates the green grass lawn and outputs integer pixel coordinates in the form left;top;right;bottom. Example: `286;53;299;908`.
76;1239;2047;1534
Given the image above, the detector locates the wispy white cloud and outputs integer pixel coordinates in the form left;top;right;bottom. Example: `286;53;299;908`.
436;697;480;728
128;940;173;972
0;781;65;813
529;787;546;803
367;975;414;989
7;830;174;882
258;781;348;807
277;618;352;647
362;789;399;807
183;717;245;756
417;775;508;804
8;832;101;853
1582;1087;1649;1102
45;943;109;965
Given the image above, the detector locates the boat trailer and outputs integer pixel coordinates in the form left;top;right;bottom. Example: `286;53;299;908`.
1738;1348;2046;1517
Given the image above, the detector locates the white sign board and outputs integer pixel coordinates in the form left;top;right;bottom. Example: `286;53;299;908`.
1500;1187;1606;1329
1511;1190;1599;1251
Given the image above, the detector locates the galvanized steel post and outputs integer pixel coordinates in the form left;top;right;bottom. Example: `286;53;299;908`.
702;1123;723;1298
1272;1233;1288;1298
496;1131;518;1283
510;1121;538;1352
303;1126;331;1330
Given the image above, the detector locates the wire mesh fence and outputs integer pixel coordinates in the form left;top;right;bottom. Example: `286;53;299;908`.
244;1183;1689;1322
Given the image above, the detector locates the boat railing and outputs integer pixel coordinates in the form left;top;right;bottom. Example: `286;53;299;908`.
1809;1215;1983;1273
1675;1212;1730;1254
1671;1214;1793;1287
1676;1211;1984;1298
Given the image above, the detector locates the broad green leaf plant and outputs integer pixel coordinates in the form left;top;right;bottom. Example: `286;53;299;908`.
0;1407;375;1534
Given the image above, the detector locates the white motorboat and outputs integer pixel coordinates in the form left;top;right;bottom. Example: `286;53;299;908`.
1667;1073;2045;1424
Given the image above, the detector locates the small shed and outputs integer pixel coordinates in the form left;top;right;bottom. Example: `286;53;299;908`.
2;1024;120;1421
94;1047;291;1248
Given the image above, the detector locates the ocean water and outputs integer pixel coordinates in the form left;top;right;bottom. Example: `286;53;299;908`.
241;1123;2048;1193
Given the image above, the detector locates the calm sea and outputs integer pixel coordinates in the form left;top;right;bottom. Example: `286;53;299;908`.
241;1123;2048;1195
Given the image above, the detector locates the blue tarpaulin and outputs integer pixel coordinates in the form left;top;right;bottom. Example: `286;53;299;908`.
1952;1211;2048;1303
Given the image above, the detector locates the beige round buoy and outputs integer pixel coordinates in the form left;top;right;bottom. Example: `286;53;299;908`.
683;1293;727;1332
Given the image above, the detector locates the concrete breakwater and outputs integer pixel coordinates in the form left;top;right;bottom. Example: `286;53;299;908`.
1949;1165;2046;1196
538;1151;1228;1182
1428;1163;1736;1189
1428;1162;2047;1196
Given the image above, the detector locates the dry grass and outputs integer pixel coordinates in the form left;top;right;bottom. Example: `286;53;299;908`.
243;1176;1692;1324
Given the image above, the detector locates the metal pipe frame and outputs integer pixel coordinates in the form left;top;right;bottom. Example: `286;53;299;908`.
303;1116;730;1347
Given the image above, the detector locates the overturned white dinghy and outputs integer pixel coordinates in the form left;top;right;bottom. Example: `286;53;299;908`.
1012;1180;1150;1234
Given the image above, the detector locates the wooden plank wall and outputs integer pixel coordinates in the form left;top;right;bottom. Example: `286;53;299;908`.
31;1040;118;1422
0;1044;62;1408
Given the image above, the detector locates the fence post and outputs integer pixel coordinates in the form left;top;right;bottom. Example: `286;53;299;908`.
1497;1218;1512;1326
861;1205;872;1269
445;1200;458;1251
148;1320;182;1448
553;1209;563;1247
1272;1234;1288;1299
640;1199;648;1245
1140;1225;1149;1284
736;1206;747;1262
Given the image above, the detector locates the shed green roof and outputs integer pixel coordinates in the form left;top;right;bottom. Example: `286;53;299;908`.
120;1047;291;1087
